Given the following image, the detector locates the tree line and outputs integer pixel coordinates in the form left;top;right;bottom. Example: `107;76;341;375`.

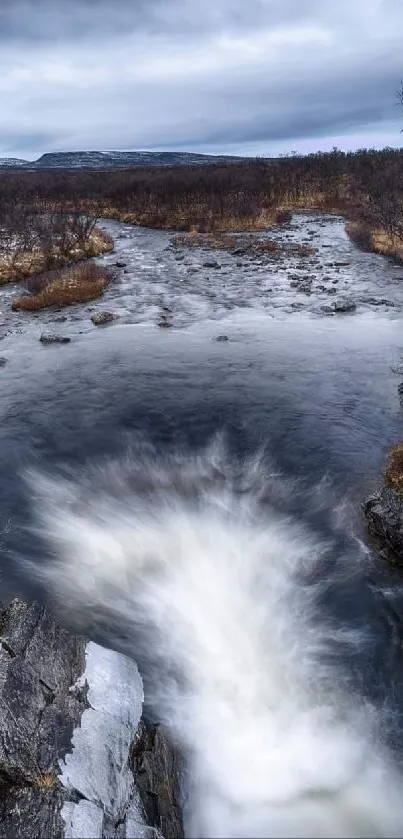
0;145;402;236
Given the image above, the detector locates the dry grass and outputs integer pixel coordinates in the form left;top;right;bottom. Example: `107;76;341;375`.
12;262;114;311
101;206;278;233
0;227;114;286
172;232;238;251
32;773;57;790
370;230;403;261
385;444;403;495
346;221;403;262
255;240;280;253
172;231;317;260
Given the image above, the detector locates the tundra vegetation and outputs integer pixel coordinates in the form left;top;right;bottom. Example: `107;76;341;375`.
1;146;403;309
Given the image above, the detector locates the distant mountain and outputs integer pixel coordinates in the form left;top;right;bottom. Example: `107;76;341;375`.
0;157;29;168
0;150;245;170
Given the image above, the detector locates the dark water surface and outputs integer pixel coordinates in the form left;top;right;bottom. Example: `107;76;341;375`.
2;214;403;757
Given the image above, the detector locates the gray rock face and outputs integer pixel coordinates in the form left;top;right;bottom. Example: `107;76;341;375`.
363;487;403;564
40;334;71;344
0;600;87;838
0;601;184;838
132;722;184;839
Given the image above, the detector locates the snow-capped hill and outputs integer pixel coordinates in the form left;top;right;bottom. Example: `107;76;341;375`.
0;158;29;168
0;150;244;170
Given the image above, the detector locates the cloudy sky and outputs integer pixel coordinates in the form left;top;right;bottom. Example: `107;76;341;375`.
0;0;402;159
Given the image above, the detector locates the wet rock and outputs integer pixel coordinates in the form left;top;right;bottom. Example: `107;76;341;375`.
90;312;117;326
398;382;403;405
316;285;326;292
132;721;184;839
332;298;356;312
326;287;337;294
361;297;395;308
322;297;356;313
333;261;351;267
51;316;68;323
203;261;221;269
0;599;87;838
0;357;8;367
115;261;127;268
215;335;229;342
40;334;71;344
157;315;173;328
363;488;403;565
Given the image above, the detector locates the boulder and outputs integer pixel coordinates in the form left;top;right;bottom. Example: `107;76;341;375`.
115;261;127;268
39;334;71;344
90;312;117;326
0;357;8;368
332;298;356;312
322;298;356;314
363;488;403;565
203;261;221;269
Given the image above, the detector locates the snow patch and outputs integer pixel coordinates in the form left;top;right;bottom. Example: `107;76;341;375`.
60;642;149;838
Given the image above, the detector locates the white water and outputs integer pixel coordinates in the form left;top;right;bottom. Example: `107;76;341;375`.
26;442;403;838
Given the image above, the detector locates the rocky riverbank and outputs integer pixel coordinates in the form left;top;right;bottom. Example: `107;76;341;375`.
0;600;183;838
362;442;403;566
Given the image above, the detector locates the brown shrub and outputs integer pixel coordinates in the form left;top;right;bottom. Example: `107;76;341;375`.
12;262;114;311
385;444;403;495
345;221;373;251
275;210;292;224
255;240;279;253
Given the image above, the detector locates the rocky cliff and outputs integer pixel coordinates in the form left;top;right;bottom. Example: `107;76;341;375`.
0;600;183;838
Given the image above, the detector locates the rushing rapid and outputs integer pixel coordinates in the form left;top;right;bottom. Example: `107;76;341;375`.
25;439;403;838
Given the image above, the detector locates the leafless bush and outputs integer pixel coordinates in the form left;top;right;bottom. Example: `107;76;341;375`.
13;262;114;311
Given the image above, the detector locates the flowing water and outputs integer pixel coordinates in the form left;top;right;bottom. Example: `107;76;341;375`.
2;213;403;836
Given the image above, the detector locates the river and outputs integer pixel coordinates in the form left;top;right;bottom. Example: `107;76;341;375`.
1;212;403;836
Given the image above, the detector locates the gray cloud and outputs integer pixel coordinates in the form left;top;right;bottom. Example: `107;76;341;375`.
0;0;324;41
0;0;402;158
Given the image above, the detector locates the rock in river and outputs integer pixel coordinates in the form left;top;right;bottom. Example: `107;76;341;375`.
40;334;71;344
91;312;117;326
322;298;356;315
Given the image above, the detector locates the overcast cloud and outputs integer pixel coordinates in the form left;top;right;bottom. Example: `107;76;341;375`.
0;0;402;158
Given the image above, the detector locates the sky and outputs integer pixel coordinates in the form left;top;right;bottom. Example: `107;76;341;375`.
0;0;402;159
